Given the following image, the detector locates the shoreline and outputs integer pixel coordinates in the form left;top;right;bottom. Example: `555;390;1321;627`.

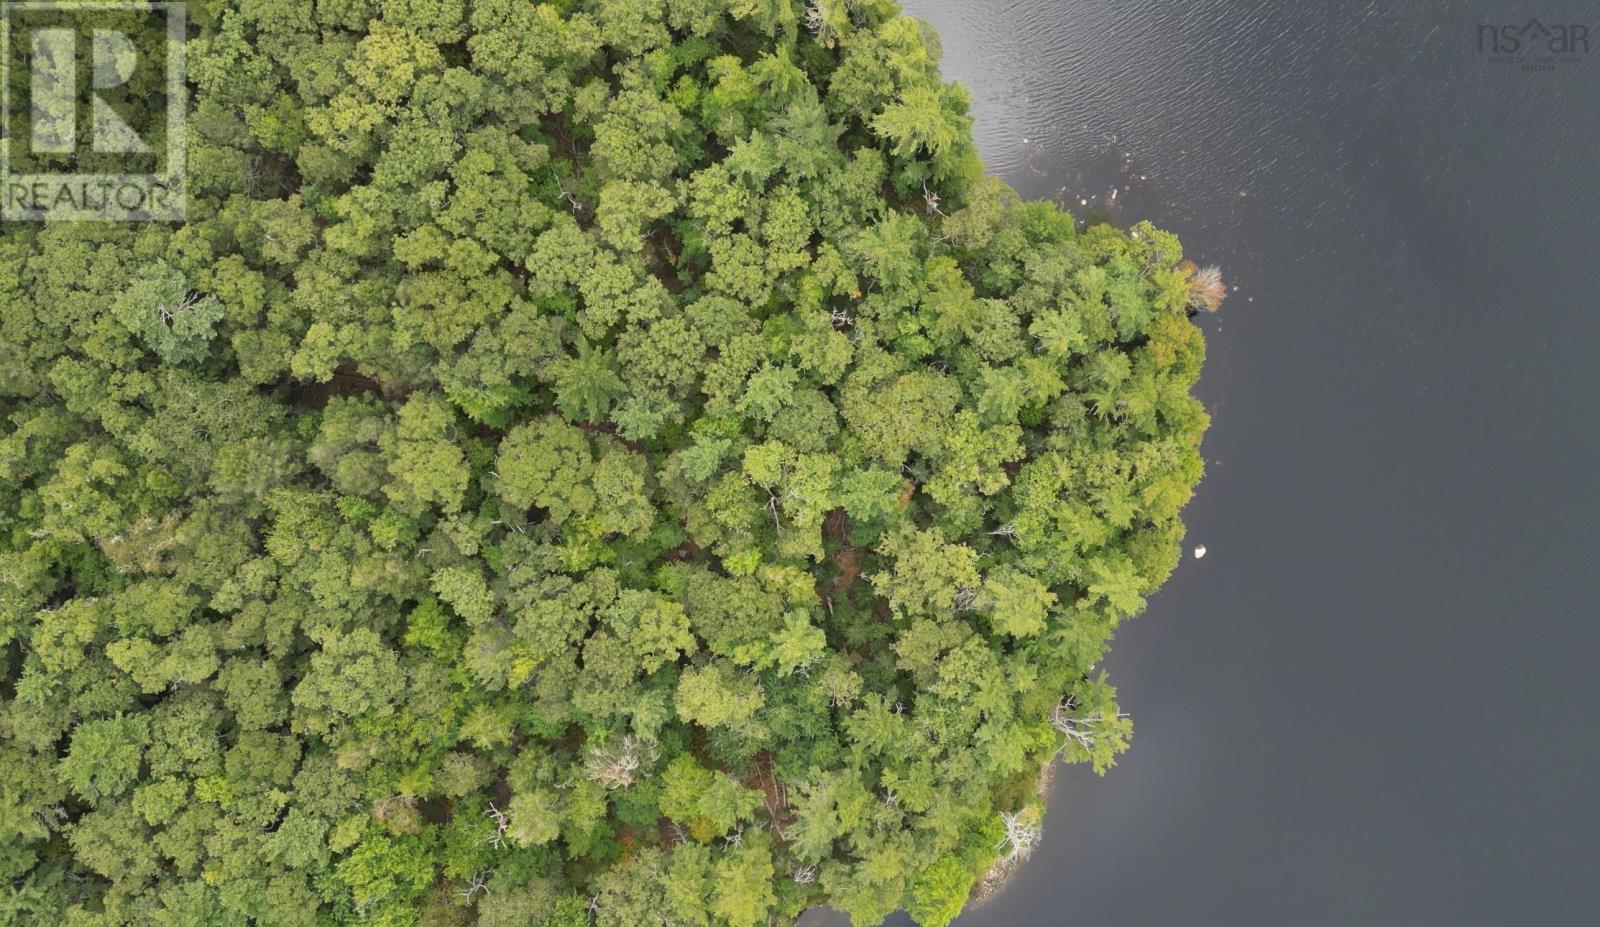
968;756;1061;908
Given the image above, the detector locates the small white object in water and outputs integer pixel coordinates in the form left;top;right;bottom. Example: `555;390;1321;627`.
1193;544;1207;559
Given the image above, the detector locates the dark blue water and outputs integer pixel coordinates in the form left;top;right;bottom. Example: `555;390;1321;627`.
820;1;1600;924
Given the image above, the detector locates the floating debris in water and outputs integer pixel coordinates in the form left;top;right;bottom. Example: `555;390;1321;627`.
1193;544;1207;559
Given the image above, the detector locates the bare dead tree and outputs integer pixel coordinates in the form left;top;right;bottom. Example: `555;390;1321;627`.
483;803;510;849
558;185;586;216
156;292;206;326
766;490;784;532
457;870;490;900
793;653;821;678
1188;264;1227;313
32;804;68;835
1050;698;1129;750
243;158;265;198
756;754;790;838
371;794;415;823
997;810;1042;861
584;736;646;789
353;889;391;919
804;2;839;46
803;2;828;34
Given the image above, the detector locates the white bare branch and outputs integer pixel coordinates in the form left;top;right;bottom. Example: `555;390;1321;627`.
1188;264;1226;312
584;736;647;789
1050;699;1129;750
997;810;1042;861
482;803;510;849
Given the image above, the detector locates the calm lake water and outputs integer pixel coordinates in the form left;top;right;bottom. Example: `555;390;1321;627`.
818;1;1600;924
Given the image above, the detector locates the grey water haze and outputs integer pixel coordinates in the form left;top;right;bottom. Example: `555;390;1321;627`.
819;1;1600;924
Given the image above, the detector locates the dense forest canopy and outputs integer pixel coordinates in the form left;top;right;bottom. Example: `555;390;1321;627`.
0;1;1213;924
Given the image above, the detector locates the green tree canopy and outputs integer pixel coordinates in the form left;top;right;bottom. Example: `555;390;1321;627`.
0;1;1212;925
